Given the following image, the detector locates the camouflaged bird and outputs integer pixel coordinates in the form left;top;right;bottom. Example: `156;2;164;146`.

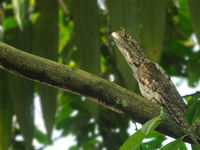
111;30;190;131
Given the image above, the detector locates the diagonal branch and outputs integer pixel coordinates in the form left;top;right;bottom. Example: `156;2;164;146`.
0;41;195;143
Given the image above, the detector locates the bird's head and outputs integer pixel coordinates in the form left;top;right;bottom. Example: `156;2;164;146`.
111;30;149;67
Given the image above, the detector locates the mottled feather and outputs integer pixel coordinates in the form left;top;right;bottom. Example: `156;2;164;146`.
111;30;189;130
137;62;189;128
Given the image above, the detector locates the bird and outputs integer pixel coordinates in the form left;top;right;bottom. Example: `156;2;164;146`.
111;29;190;132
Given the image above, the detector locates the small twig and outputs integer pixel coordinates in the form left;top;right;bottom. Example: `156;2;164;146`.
134;121;138;131
183;91;200;98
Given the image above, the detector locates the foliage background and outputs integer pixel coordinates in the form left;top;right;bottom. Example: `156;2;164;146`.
0;0;200;149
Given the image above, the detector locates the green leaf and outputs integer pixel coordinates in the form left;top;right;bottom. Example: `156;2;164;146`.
185;101;200;125
12;141;26;150
185;95;199;107
8;76;34;150
188;0;200;42
69;145;78;150
72;0;100;75
33;0;59;142
4;13;34;149
55;102;73;124
141;117;163;135
37;85;57;143
59;12;74;53
142;137;165;150
179;142;187;150
107;0;140;91
160;139;183;150
34;127;48;144
141;131;166;150
120;130;146;150
141;0;166;62
72;0;101;119
12;0;29;30
107;0;140;36
191;144;200;150
0;71;13;150
83;139;100;150
3;15;18;31
178;0;192;36
145;130;165;138
61;32;75;64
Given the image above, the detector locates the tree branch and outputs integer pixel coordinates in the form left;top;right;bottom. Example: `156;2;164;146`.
0;41;194;143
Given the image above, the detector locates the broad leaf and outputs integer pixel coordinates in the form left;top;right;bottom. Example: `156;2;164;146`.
72;0;101;119
142;133;166;150
188;0;200;42
72;0;100;75
4;13;34;149
8;76;34;150
0;71;13;150
160;139;184;150
69;145;78;150
179;142;187;150
33;0;59;142
107;0;139;91
141;0;166;62
185;101;200;125
141;117;163;135
120;130;146;150
191;144;200;150
120;116;163;150
34;127;48;144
